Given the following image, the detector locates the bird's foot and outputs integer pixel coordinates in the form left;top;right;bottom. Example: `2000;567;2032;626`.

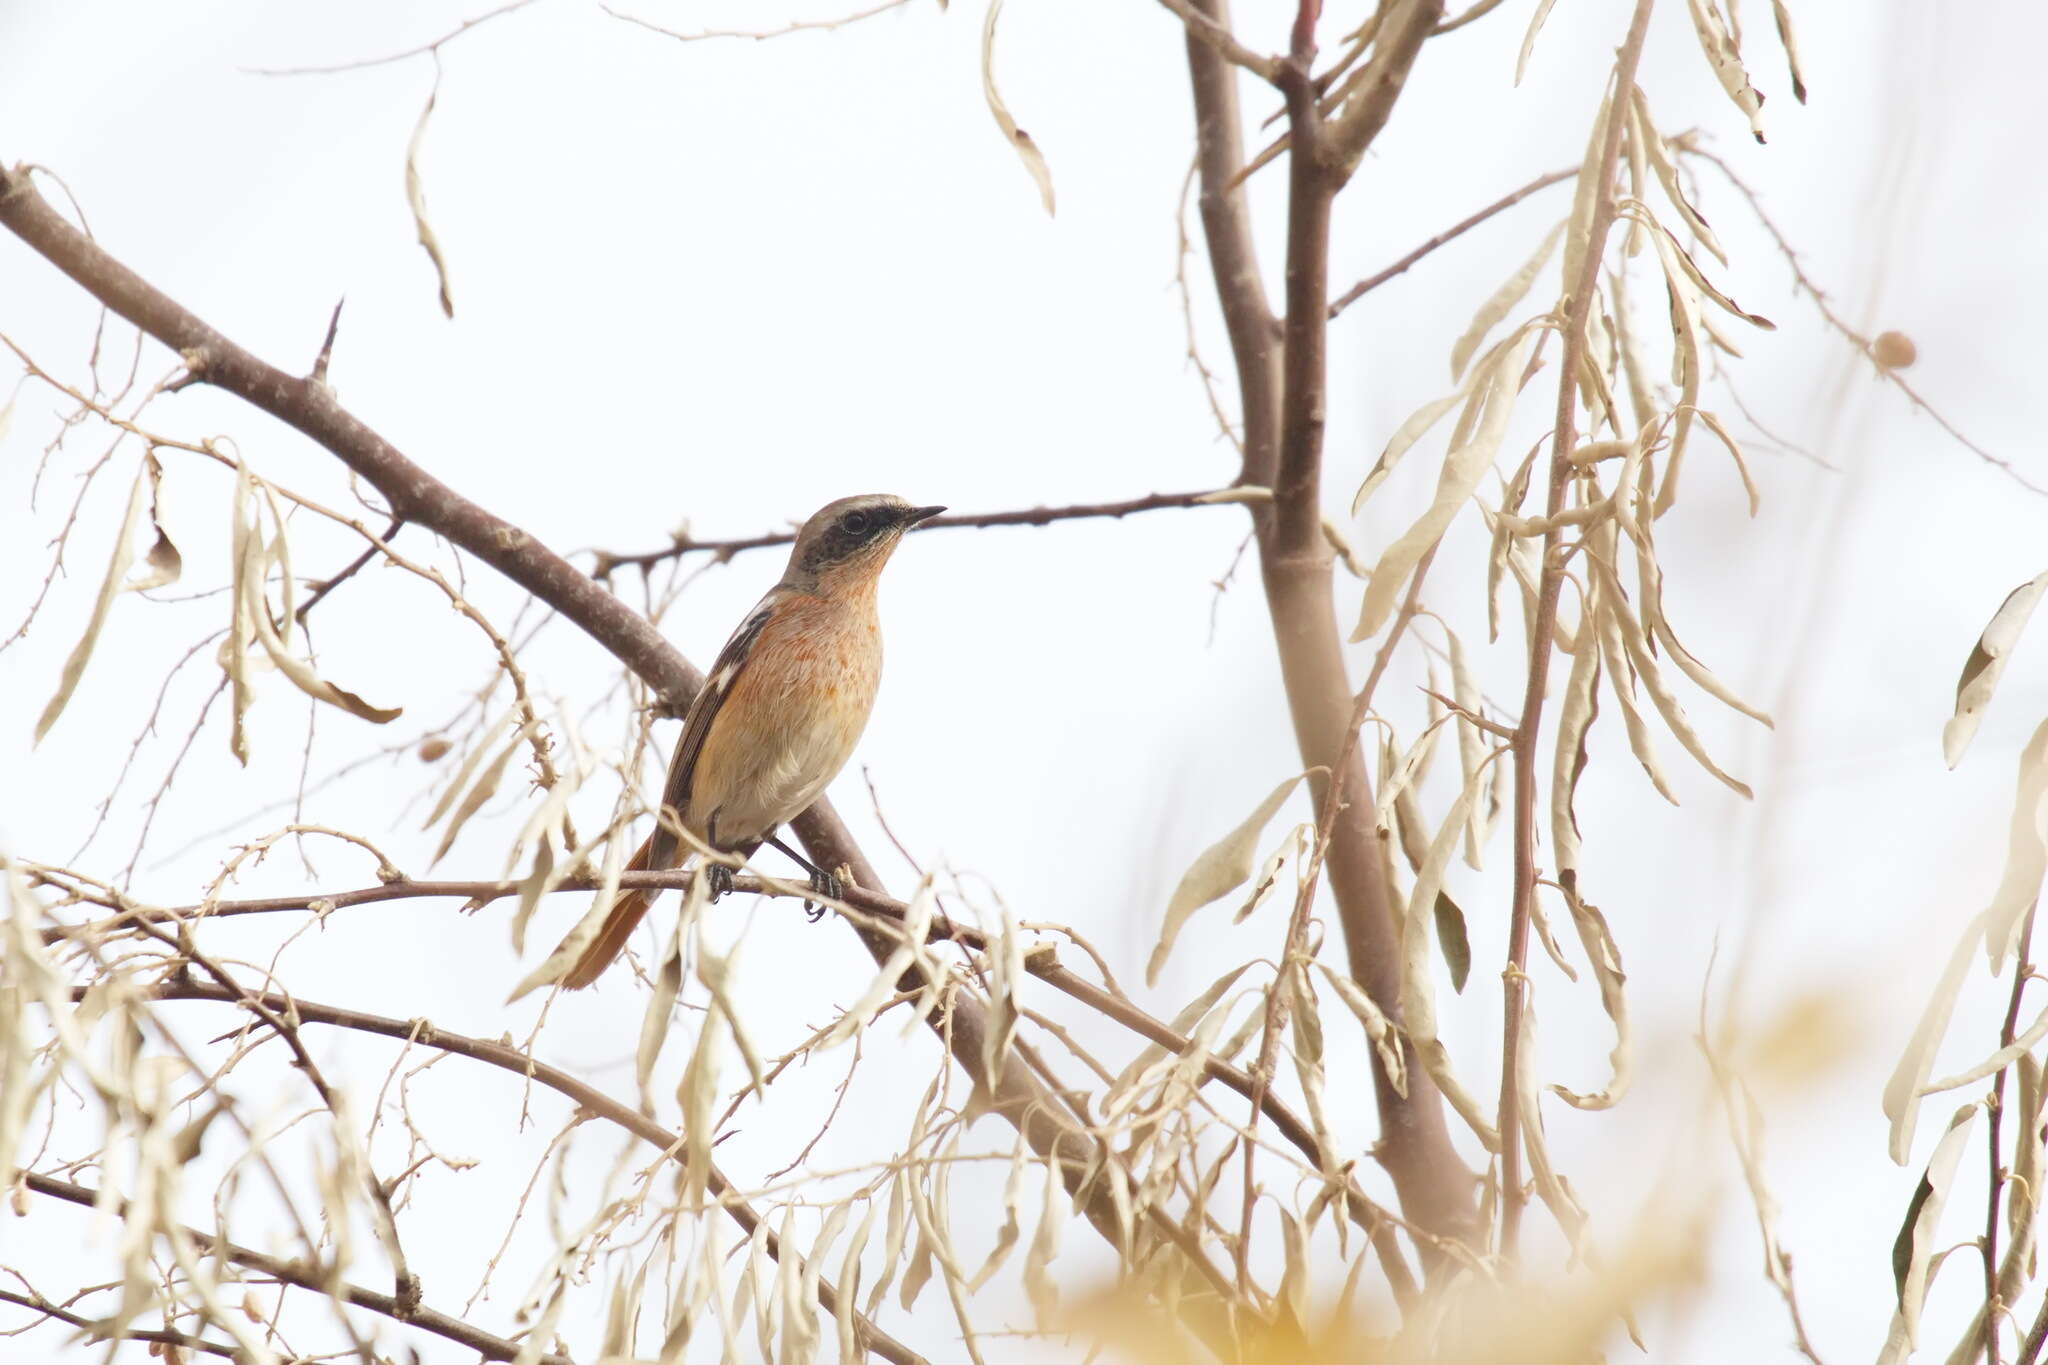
703;862;736;901
804;867;842;923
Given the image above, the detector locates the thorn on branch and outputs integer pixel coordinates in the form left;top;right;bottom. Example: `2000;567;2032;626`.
311;297;345;383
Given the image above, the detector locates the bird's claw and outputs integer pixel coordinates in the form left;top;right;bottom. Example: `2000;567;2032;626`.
703;863;735;901
803;868;842;923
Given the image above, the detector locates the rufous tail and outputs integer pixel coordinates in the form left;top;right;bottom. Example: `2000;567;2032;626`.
559;834;656;989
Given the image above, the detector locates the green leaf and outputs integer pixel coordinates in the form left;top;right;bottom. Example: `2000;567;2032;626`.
1434;891;1471;994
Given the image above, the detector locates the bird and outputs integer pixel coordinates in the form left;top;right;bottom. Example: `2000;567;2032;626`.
552;494;945;989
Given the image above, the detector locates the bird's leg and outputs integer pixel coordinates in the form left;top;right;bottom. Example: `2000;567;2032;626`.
700;860;735;901
766;833;841;921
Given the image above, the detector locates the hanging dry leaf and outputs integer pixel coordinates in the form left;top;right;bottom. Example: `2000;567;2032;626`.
1147;773;1312;985
124;454;182;594
1514;0;1561;86
1627;87;1726;264
980;0;1054;216
1687;0;1767;142
1355;329;1540;641
34;460;148;744
406;71;456;318
1450;219;1565;382
1883;720;2048;1161
1943;572;2048;769
1878;1103;1980;1362
1400;745;1502;1148
1770;0;1807;101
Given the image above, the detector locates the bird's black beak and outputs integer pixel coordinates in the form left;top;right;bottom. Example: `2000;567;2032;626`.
905;504;947;526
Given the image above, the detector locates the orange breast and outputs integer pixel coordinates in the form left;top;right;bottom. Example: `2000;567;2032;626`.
688;591;883;845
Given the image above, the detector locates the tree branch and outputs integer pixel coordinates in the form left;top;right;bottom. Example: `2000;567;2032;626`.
1497;0;1657;1257
54;981;930;1365
1155;0;1283;82
34;859;1421;1297
0;157;1179;1323
19;1171;570;1364
590;487;1255;580
1177;0;1474;1247
0;1286;240;1362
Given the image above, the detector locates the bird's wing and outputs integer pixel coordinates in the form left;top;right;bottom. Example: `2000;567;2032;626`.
646;588;781;864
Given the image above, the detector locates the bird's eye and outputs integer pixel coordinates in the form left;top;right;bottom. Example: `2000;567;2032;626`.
841;510;872;536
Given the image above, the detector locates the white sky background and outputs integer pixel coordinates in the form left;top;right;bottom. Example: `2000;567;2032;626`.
3;0;2047;1360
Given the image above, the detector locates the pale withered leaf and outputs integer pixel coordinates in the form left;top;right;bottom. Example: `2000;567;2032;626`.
1592;556;1752;798
1879;1103;1979;1362
1627;86;1726;264
34;459;148;744
1319;964;1406;1098
406;72;456;317
124;454;182;594
1401;744;1502;1148
1883;724;2048;1161
432;720;536;867
1514;0;1561;86
1942;572;2048;769
1148;773;1312;985
1355;329;1540;641
1686;0;1767;143
1771;0;1808;103
980;0;1054;215
1450;219;1565;382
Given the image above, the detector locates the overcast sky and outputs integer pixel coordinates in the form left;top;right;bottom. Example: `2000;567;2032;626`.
5;1;2048;1361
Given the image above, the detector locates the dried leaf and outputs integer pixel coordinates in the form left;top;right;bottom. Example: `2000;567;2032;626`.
1371;714;1451;839
1353;387;1468;517
1771;0;1807;103
406;73;456;317
1451;219;1565;381
835;1201;876;1363
1447;626;1492;868
1148;774;1311;985
1651;244;1705;520
35;459;147;743
1514;0;1561;86
1943;573;2048;769
635;916;685;1093
431;721;534;866
980;0;1054;215
1319;964;1406;1098
124;454;182;594
1642;213;1774;329
1884;721;2048;1161
1589;543;1678;802
1022;1160;1066;1325
1400;743;1502;1149
1627;86;1726;264
1354;329;1540;641
1880;1103;1979;1361
1687;0;1767;142
1919;995;2048;1099
1592;556;1752;798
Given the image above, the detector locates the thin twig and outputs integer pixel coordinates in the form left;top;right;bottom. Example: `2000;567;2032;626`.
20;1173;564;1364
1683;142;2046;497
602;0;914;44
590;487;1252;578
243;0;540;76
0;1286;241;1361
1329;166;1577;316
